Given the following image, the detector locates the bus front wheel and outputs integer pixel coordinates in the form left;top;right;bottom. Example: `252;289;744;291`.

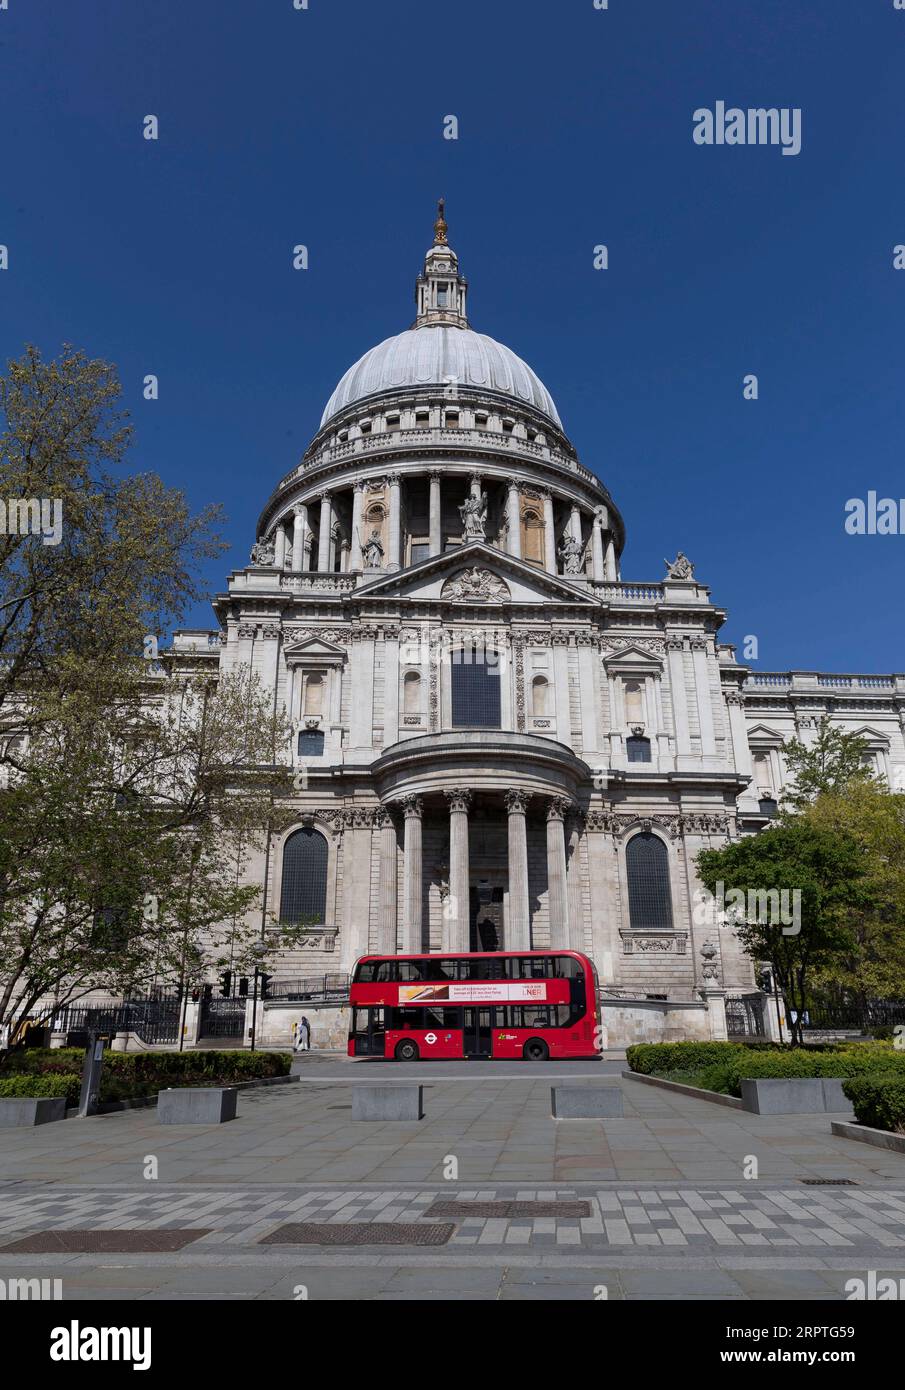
523;1039;549;1062
395;1040;420;1062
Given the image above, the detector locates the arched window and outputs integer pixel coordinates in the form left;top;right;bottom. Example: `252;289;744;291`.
624;680;644;725
521;509;544;565
626;832;673;932
280;828;328;925
753;752;773;793
531;675;548;717
451;644;501;728
303;674;323;717
626;736;651;763
403;671;421;715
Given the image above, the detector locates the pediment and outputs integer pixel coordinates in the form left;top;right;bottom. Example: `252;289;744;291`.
353;542;599;606
745;722;787;747
850;724;890;747
601;641;665;670
283;635;347;663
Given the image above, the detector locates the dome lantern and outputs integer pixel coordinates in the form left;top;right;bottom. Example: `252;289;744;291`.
414;198;468;329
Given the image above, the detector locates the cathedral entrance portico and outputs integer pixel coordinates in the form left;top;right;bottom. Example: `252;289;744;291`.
373;729;588;955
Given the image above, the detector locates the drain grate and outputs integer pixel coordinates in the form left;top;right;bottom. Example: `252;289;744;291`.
425;1200;591;1219
1;1229;210;1253
260;1222;454;1246
799;1179;858;1186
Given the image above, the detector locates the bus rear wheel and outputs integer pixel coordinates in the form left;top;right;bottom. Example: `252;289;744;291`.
523;1039;549;1062
395;1040;420;1062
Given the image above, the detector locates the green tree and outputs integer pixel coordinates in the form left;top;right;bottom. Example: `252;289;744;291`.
0;666;297;1042
803;782;905;1005
781;715;874;811
696;822;875;1044
0;343;223;743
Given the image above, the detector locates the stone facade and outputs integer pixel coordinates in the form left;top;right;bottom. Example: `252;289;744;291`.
165;210;905;1040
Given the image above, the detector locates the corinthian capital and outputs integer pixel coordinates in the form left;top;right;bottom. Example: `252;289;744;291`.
504;789;532;815
444;789;473;814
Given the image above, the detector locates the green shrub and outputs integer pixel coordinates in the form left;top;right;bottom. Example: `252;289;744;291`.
843;1077;905;1134
626;1042;752;1075
0;1048;292;1102
0;1073;80;1104
717;1049;905;1097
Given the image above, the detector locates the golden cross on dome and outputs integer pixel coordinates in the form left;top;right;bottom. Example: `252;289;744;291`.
433;197;448;245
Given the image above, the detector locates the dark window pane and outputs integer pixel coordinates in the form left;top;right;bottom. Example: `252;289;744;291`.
297;729;325;756
451;646;501;728
626;832;674;932
626;736;651;763
410;542;430;564
279;828;328;924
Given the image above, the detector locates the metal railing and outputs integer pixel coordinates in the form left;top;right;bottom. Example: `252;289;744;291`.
262;974;348;1003
51;995;182;1045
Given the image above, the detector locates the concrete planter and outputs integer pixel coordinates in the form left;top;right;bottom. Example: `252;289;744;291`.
552;1086;624;1118
740;1077;854;1116
157;1087;238;1125
831;1119;905;1155
0;1097;67;1127
352;1085;423;1121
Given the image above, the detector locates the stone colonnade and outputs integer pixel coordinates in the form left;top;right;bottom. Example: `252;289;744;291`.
380;790;576;956
268;473;619;580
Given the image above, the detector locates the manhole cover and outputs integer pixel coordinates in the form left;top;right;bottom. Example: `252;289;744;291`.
1;1229;210;1253
424;1200;591;1219
260;1222;455;1246
799;1179;858;1186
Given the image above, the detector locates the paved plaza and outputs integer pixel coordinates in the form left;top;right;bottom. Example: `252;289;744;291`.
1;1057;904;1299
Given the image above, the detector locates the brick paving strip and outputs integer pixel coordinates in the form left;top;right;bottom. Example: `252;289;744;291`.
2;1183;905;1251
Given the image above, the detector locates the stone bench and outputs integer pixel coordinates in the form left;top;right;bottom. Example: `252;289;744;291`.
0;1097;67;1127
157;1087;238;1125
352;1085;423;1121
551;1086;624;1119
740;1078;853;1116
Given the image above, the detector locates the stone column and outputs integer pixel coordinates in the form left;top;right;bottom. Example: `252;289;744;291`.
274;522;287;569
566;815;585;951
667;637;692;756
543;491;556;573
507;483;521;558
350;481;364;571
429;471;442;556
291;504;307;571
387;473;401;571
445;789;472;953
604;536;618;581
691;638;716;756
401;795;423;954
317;494;332;572
545;797;571;947
591;510;605;581
377;809;398;955
570;504;583;546
505;789;531;950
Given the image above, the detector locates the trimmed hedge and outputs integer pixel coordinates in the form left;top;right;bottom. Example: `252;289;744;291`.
843;1077;905;1134
0;1073;81;1104
0;1049;292;1103
626;1042;782;1075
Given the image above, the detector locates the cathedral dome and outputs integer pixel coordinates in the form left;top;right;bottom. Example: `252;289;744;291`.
320;325;561;431
319;202;562;433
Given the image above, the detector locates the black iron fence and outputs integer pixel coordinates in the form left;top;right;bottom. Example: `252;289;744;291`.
52;995;182;1046
726;994;768;1039
802;1001;905;1033
198;995;246;1039
262;973;348;1003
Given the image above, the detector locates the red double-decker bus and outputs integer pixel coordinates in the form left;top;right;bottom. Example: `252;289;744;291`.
348;950;600;1061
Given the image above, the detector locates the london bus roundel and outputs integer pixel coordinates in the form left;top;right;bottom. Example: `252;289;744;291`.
348;950;601;1062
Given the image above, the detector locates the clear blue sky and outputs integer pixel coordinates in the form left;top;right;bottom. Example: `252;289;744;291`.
1;0;903;671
